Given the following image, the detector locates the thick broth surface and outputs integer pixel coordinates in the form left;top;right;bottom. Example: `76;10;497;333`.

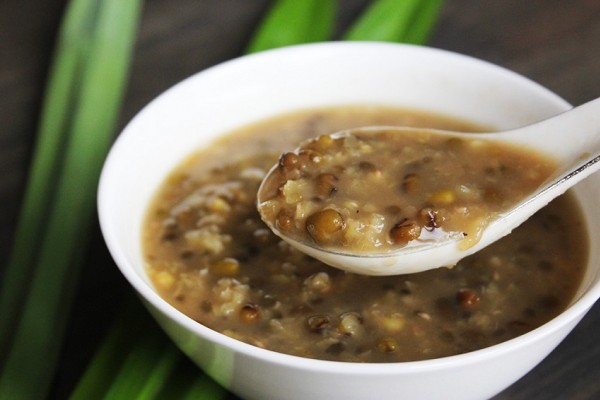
143;107;587;362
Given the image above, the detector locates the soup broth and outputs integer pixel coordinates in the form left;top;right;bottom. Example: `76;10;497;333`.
143;107;587;362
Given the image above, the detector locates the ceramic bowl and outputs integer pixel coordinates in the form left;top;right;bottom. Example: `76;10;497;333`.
98;42;600;400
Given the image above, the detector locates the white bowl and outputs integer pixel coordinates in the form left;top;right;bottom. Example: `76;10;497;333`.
98;42;600;400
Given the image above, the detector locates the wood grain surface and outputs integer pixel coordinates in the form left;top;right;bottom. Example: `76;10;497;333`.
1;1;599;398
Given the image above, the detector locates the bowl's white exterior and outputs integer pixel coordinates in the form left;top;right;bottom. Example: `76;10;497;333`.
98;42;600;400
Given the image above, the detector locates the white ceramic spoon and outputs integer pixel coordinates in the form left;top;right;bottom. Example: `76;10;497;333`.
258;97;600;276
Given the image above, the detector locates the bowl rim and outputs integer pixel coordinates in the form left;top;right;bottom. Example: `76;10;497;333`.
98;41;600;374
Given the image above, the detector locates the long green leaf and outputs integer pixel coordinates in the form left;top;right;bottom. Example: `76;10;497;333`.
71;298;226;400
245;0;336;54
136;346;181;400
102;332;180;399
0;0;142;398
402;0;444;44
181;375;227;400
69;301;150;400
0;0;96;363
344;0;426;42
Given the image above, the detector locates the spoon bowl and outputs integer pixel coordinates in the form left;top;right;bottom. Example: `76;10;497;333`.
258;97;600;275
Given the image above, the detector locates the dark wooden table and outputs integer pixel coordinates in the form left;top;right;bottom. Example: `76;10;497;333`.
1;1;599;398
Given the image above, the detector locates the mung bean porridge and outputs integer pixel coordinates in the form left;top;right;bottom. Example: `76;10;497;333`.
143;106;587;362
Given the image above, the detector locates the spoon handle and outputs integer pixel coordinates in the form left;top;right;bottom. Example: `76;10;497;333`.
499;96;600;164
502;97;600;227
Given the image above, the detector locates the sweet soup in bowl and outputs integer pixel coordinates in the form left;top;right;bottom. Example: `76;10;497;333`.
99;42;600;400
143;106;587;363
